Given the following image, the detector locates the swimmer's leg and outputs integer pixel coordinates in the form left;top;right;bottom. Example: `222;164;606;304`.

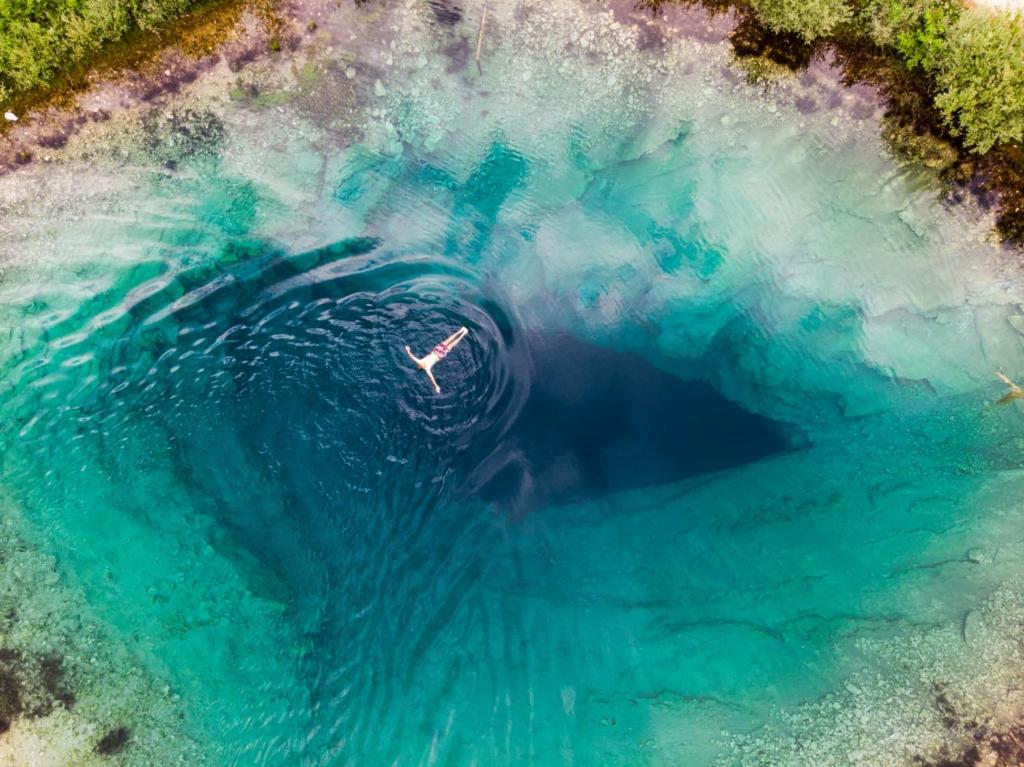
441;326;469;350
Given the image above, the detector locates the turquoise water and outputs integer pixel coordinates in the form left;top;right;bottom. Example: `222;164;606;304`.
4;1;1024;764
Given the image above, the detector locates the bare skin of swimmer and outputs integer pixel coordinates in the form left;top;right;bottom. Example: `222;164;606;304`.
996;371;1024;405
405;327;470;394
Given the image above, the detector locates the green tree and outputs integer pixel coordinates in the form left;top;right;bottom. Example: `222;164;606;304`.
896;2;958;71
934;8;1024;152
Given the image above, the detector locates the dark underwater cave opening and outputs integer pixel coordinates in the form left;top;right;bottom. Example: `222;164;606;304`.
477;332;803;512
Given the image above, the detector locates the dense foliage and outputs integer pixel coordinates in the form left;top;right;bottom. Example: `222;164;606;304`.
0;0;201;103
933;8;1024;152
747;0;852;40
861;0;960;67
858;0;1024;152
741;0;1024;153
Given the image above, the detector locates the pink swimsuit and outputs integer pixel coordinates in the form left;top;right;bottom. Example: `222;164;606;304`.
433;344;449;359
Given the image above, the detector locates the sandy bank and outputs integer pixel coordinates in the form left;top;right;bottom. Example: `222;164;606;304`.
968;0;1023;11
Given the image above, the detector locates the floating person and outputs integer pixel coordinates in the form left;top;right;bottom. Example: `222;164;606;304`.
405;326;470;394
995;371;1024;405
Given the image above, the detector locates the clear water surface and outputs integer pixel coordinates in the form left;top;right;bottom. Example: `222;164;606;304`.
3;1;1024;765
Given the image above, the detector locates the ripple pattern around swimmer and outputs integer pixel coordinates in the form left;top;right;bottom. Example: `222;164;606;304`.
1;218;805;764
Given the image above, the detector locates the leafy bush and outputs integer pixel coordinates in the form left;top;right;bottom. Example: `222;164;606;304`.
746;0;853;40
0;0;202;103
934;8;1024;152
860;0;959;64
895;1;958;71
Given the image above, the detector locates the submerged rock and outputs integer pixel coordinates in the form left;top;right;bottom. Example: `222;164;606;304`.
428;0;462;25
883;118;959;172
0;646;77;734
95;726;130;756
961;609;982;647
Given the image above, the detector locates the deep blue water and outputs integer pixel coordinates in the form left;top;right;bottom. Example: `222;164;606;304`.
479;332;796;511
86;235;801;760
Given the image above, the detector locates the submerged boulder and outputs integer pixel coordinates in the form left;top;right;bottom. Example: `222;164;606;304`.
95;726;130;756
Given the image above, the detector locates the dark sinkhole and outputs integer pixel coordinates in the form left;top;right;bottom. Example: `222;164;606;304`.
478;332;800;511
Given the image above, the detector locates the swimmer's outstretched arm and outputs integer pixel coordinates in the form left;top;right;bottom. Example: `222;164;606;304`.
425;368;441;395
405;345;420;365
997;371;1020;391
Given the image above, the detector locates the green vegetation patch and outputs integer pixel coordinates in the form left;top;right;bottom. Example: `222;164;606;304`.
860;0;1024;152
714;0;1024;241
861;0;961;70
741;0;1024;153
934;8;1024;152
0;0;204;103
747;0;852;40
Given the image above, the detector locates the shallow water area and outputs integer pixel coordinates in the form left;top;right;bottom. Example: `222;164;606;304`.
4;0;1024;765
